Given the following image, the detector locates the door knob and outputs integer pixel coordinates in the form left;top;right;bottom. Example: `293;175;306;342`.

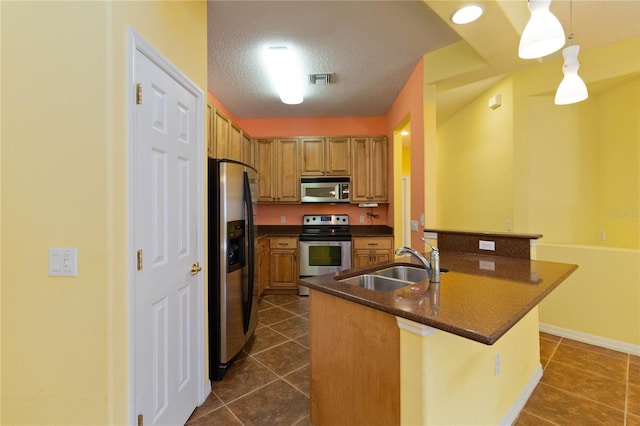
190;262;202;275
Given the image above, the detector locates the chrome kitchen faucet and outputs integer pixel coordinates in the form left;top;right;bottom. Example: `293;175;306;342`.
394;238;440;283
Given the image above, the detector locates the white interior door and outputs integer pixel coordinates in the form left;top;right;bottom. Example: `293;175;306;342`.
132;36;204;426
402;176;411;247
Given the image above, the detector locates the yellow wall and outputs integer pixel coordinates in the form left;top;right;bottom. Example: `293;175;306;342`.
1;2;207;424
537;244;640;346
435;37;640;347
436;76;514;232
400;308;541;425
402;146;411;176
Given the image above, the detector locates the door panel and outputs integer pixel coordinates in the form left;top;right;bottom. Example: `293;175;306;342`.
134;49;200;426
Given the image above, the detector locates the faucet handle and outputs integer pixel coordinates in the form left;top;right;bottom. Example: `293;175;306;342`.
421;237;438;252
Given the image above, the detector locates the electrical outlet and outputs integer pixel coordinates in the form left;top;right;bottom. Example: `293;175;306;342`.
360;215;365;223
280;215;286;224
599;230;606;240
411;220;419;232
494;353;500;376
479;240;495;251
506;219;512;232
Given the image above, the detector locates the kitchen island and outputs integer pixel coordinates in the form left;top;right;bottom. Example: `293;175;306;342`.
301;245;578;425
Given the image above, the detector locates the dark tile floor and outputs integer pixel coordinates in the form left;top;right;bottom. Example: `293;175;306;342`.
187;296;640;426
186;295;311;426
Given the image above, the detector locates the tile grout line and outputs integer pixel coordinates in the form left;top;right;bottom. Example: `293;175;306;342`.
192;296;310;425
536;381;627;415
519;409;562;426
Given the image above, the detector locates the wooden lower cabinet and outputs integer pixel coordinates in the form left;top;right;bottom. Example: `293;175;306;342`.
265;237;299;294
352;236;394;268
310;289;400;425
257;237;269;297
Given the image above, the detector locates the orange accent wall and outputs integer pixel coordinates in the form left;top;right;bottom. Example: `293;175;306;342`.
257;203;388;225
235;116;387;138
385;58;426;248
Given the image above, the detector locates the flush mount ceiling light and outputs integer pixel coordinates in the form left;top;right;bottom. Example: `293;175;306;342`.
451;5;484;25
518;0;565;59
264;46;304;105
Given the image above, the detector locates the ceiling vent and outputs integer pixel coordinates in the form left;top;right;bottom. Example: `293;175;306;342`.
309;73;332;85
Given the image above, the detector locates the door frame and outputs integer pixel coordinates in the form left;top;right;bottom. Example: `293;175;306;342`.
127;28;208;424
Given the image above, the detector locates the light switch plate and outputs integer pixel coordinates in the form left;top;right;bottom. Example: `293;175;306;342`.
49;248;78;277
410;220;419;232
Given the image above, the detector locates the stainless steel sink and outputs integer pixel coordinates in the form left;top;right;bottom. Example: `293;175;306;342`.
339;274;414;291
373;266;429;282
338;265;446;291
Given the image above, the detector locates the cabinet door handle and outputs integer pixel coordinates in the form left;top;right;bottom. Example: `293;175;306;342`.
367;243;378;246
278;242;288;246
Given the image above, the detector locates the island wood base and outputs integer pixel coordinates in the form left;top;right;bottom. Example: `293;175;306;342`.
310;288;543;425
309;289;400;426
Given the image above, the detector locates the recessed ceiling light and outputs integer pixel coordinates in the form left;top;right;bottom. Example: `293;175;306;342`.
451;5;483;25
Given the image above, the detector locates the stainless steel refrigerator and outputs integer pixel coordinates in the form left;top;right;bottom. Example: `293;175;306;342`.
208;159;259;381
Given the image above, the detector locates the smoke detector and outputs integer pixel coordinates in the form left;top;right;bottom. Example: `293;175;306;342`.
309;73;332;85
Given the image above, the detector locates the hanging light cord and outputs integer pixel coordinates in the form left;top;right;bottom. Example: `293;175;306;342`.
568;0;574;45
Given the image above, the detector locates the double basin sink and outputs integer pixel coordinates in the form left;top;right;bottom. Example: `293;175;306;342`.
338;265;432;291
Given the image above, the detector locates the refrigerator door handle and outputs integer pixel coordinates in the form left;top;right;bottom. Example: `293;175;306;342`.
242;170;255;333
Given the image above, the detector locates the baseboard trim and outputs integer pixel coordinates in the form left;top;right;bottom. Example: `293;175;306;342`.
539;323;640;356
499;364;543;426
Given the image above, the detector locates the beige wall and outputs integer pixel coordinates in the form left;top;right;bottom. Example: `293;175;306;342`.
0;1;207;424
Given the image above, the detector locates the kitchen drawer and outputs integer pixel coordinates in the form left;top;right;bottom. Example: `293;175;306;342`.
270;237;298;249
352;237;393;250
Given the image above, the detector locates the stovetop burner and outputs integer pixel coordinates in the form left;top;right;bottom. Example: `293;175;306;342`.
300;214;351;241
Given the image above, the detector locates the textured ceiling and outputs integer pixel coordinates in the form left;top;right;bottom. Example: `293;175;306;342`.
207;0;640;121
207;1;460;118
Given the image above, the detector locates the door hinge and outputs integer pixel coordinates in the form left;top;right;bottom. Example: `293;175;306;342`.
137;414;143;426
137;250;143;271
136;83;142;105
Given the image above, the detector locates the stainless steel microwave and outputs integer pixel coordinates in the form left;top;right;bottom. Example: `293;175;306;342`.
300;177;350;203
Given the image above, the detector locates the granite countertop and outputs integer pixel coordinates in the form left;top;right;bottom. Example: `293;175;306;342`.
300;251;577;345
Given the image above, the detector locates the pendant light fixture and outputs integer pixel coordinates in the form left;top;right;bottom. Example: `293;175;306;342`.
554;1;588;105
554;43;588;104
518;0;565;59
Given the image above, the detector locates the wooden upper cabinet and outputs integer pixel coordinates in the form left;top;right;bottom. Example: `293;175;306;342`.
369;136;388;201
242;132;255;168
206;103;215;158
350;136;388;203
214;108;229;159
300;137;350;176
277;138;300;202
257;139;276;202
300;138;324;175
228;123;242;162
326;137;351;175
256;138;299;203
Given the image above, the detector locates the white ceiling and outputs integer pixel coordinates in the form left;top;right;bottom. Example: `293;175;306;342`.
207;0;640;121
